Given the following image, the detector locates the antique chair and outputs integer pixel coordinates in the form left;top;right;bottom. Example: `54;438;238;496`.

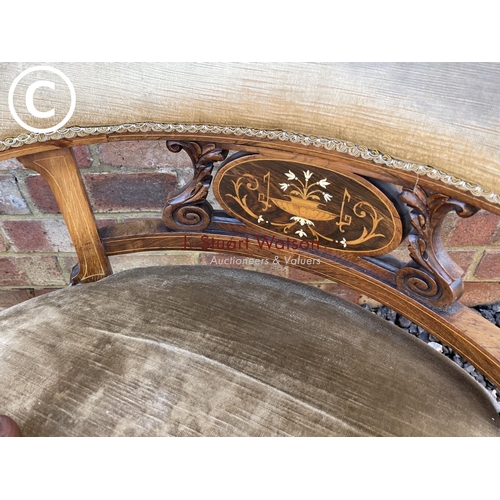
0;63;499;436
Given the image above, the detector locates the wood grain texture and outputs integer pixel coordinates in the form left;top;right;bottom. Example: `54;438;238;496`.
11;138;500;391
396;185;479;308
1;132;499;216
162;141;228;230
19;149;112;284
214;155;404;256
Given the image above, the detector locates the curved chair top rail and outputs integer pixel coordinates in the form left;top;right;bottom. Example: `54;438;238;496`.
1;123;500;216
12;130;500;390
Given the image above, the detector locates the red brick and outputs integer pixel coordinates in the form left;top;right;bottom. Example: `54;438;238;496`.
390;248;478;276
26;172;180;214
474;250;500;280
491;225;500;246
246;261;288;278
1;220;47;252
59;256;78;283
0;256;65;287
461;282;500;307
448;250;478;277
84;173;178;212
72;145;92;168
25;175;59;214
98;141;191;169
0;175;30;215
1;219;73;253
0;288;33;308
439;211;459;246
177;165;195;186
0;158;24;170
0;257;29;286
0;231;9;252
17;256;66;286
0;287;62;310
43;220;73;252
446;210;500;247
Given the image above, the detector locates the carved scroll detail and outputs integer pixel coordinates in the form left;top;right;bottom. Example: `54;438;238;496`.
395;185;479;309
162;141;228;230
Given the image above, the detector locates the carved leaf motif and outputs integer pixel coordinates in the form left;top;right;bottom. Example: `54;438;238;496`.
162;141;228;231
399;188;425;214
167;141;227;167
396;185;479;309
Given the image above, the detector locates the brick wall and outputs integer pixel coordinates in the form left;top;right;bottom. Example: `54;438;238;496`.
1;140;499;311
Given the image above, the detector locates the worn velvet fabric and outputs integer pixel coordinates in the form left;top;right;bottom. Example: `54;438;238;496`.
1;63;499;193
0;266;498;437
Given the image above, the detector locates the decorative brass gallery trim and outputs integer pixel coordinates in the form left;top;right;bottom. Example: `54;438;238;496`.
2;122;498;205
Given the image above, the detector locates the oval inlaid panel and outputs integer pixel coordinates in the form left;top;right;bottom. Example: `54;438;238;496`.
214;158;404;255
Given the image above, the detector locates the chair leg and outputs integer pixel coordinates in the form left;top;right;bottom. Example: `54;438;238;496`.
0;415;22;437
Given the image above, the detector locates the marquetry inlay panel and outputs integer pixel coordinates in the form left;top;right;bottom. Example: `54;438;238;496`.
214;158;404;255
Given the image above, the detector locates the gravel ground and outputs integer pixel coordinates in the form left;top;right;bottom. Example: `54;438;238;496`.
363;302;500;406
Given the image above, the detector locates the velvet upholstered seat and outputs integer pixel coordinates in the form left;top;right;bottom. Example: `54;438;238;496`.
1;63;500;437
1;266;498;437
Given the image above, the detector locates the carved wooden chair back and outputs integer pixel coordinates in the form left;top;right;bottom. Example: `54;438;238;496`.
1;63;499;436
9;131;500;391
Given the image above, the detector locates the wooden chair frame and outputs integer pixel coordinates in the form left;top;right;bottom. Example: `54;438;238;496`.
1;124;499;389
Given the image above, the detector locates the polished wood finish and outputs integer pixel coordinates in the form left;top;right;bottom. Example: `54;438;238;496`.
162;141;228;231
214;155;405;256
2;131;500;216
19;149;112;284
396;186;479;309
10;136;500;390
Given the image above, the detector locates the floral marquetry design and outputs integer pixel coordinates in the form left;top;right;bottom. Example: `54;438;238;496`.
214;158;405;255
